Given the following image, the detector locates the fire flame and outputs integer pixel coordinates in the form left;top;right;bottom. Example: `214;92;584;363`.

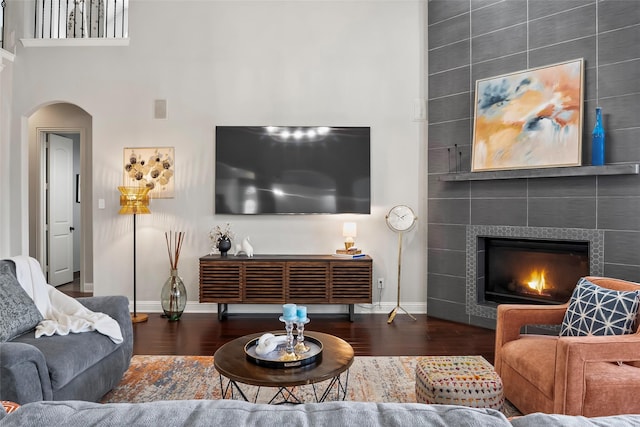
526;270;547;294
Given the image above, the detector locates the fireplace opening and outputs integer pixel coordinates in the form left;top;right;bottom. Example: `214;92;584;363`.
482;237;589;305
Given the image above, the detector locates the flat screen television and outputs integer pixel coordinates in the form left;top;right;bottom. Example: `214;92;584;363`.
215;126;371;214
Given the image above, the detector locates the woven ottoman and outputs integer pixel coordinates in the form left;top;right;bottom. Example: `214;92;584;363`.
415;356;504;410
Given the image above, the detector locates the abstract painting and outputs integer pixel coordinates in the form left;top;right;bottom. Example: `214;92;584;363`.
123;147;175;198
471;59;584;171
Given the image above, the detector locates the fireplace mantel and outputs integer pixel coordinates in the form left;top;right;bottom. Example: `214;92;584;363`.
439;164;639;182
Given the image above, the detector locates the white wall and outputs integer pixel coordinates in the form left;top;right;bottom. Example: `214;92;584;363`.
8;0;426;315
0;55;13;259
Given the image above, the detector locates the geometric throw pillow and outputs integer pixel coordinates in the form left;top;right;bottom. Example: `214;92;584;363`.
560;277;640;337
0;260;43;342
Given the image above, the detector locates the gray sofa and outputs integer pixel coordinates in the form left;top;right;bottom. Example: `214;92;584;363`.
0;295;133;404
2;400;640;426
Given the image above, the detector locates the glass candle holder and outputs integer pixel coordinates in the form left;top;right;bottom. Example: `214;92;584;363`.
294;317;310;353
278;316;297;360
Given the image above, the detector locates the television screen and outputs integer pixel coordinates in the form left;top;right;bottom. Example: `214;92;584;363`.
215;126;371;214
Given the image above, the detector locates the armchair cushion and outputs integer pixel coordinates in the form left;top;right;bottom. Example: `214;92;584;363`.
11;329;123;390
0;261;43;342
560;278;639;337
501;336;557;399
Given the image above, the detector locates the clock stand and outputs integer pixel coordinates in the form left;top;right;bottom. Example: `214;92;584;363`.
387;231;417;324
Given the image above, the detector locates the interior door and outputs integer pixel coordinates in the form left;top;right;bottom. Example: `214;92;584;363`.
47;134;74;286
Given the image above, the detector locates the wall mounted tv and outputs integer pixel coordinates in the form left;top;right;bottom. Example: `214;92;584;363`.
215;126;371;215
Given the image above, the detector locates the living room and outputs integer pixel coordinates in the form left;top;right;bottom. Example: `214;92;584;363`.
1;0;640;424
2;0;637;322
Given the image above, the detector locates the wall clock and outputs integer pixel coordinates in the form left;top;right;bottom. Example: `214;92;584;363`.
385;205;417;324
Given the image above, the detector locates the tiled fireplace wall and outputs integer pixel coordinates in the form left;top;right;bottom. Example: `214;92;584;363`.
426;0;640;329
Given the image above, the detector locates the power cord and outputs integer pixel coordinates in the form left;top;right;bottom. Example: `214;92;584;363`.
357;286;383;310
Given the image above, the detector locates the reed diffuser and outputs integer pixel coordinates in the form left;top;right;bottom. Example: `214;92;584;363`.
161;231;187;321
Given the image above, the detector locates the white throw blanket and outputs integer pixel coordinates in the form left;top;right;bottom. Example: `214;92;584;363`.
10;255;123;344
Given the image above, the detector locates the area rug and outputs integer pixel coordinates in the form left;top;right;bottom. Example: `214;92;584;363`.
101;355;519;417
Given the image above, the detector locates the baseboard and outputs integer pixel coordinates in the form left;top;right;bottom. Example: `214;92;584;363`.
131;301;427;316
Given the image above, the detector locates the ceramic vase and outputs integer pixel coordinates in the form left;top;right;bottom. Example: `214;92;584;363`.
218;237;232;256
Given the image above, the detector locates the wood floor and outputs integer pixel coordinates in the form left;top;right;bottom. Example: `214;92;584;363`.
132;312;497;363
57;281;497;363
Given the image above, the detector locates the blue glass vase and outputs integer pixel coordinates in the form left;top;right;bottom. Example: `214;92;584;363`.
592;107;605;166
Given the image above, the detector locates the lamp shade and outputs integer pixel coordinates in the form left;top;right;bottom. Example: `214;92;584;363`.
342;222;357;250
118;186;151;215
342;222;357;238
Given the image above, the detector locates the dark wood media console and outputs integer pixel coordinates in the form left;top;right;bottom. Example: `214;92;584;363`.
199;254;372;321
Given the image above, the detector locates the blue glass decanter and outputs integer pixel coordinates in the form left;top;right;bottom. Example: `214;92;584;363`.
592;107;605;166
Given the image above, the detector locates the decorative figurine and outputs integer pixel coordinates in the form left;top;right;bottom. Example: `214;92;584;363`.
242;236;254;257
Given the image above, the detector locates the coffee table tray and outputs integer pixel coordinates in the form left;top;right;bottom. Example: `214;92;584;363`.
244;334;323;368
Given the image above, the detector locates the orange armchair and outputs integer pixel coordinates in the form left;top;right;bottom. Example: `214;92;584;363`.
495;276;640;417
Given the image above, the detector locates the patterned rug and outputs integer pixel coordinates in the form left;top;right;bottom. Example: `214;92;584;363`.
101;355;519;417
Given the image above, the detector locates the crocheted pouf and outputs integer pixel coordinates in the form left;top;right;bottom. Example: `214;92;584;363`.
415;356;504;410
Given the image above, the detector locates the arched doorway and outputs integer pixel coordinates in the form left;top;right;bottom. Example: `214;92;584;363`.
28;102;93;294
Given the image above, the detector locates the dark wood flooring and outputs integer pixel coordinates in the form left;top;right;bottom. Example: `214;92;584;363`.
57;281;497;363
133;312;497;363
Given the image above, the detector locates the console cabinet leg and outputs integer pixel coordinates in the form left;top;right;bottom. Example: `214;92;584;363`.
218;303;228;321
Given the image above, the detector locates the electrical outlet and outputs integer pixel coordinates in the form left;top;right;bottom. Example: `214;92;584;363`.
377;278;384;289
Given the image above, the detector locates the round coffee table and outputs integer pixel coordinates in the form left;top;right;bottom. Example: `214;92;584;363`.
214;331;354;404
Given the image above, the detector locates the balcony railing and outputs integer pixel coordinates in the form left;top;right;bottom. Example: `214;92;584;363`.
35;0;128;39
1;0;5;49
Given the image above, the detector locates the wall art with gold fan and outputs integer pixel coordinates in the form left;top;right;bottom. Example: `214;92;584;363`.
123;147;175;198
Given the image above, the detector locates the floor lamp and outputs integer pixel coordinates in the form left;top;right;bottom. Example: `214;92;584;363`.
118;186;151;323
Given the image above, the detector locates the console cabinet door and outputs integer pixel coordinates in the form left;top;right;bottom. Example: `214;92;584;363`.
243;262;285;302
287;262;329;302
330;261;372;303
200;261;243;303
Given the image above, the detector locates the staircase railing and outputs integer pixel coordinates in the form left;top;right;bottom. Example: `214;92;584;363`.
34;0;128;39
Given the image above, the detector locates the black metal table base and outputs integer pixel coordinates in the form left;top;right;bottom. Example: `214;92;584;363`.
218;369;350;404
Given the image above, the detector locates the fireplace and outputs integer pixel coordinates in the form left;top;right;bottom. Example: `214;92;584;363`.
466;225;604;322
482;237;589;305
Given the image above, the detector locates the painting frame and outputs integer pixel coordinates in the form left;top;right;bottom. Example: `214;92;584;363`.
471;58;584;172
123;147;175;199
